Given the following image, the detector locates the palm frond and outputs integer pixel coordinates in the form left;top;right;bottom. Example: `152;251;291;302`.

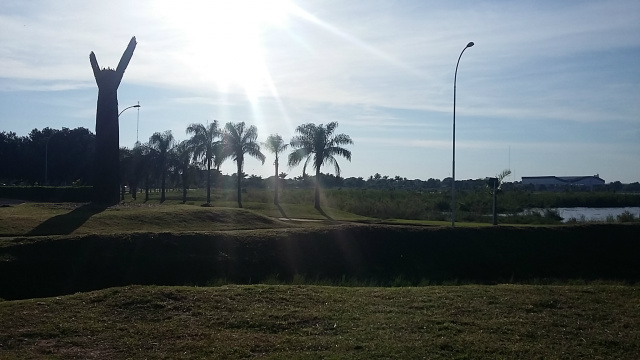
330;133;353;146
324;155;341;178
288;147;309;167
326;146;352;162
302;154;313;177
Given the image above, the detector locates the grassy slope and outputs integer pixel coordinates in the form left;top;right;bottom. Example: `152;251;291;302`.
0;201;378;237
0;201;488;238
0;203;330;237
1;284;639;359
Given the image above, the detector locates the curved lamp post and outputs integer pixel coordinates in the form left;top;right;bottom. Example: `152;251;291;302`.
118;103;140;117
452;41;474;227
118;102;141;144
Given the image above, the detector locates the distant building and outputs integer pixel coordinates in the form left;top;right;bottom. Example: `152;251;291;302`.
521;175;605;190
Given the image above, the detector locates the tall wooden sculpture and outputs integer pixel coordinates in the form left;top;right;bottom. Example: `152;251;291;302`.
90;37;137;204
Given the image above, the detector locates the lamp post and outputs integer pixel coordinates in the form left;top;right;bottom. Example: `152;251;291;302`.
118;103;140;117
118;102;141;144
452;41;474;227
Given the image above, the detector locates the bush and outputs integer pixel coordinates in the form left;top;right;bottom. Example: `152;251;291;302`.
617;211;636;223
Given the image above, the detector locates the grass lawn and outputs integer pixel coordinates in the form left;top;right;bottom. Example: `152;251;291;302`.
1;284;638;359
0;202;353;237
2;198;638;358
1;200;500;238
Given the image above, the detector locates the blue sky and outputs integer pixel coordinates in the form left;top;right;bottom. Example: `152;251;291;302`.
1;0;639;183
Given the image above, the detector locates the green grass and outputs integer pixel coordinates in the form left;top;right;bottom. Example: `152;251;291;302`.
0;200;375;237
216;201;373;222
1;197;639;358
0;203;292;237
1;284;638;359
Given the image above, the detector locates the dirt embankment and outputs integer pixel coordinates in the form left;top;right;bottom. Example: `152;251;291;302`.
1;223;639;300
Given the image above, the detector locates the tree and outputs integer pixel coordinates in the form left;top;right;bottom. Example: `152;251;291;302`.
90;36;137;205
186;121;223;204
127;142;144;200
223;122;265;208
486;169;512;225
0;131;27;184
149;131;175;202
288;122;353;209
173;140;195;203
211;143;227;189
119;147;133;200
135;143;155;202
263;134;289;205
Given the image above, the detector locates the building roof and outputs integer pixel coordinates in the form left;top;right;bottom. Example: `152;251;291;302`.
522;175;605;184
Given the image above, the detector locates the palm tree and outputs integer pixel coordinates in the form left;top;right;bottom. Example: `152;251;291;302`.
288;122;352;209
119;146;134;201
211;143;227;190
186;121;223;204
487;169;512;225
263;134;289;205
223;122;265;208
131;142;154;202
173;140;195;203
149;130;175;202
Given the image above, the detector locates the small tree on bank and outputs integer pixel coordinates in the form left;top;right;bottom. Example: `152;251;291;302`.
487;169;512;225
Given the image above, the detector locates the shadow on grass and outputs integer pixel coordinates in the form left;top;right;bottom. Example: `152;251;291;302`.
26;203;107;236
276;203;289;219
317;206;335;221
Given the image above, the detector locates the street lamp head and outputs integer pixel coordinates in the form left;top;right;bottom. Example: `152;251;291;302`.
466;42;475;48
133;104;141;108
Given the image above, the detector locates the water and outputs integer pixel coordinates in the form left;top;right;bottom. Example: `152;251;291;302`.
527;207;640;223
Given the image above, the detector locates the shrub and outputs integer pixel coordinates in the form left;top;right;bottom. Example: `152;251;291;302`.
617;211;636;223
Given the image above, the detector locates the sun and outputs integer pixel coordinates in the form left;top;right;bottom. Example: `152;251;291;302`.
153;0;294;99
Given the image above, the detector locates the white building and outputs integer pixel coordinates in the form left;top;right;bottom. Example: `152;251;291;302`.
521;175;605;190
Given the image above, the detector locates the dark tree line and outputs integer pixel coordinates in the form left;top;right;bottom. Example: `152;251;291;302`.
0;127;94;186
2;126;637;203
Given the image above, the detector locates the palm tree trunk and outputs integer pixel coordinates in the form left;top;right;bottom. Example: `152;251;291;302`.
144;175;149;202
182;170;188;204
237;159;243;208
314;167;321;209
274;157;279;205
206;161;211;204
492;183;498;226
215;165;221;190
160;168;166;202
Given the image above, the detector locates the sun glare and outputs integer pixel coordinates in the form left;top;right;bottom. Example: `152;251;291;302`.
153;0;293;100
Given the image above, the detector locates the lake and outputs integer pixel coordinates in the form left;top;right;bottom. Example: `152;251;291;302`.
529;207;640;222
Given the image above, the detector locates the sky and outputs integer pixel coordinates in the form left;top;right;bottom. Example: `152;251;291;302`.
1;0;639;183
